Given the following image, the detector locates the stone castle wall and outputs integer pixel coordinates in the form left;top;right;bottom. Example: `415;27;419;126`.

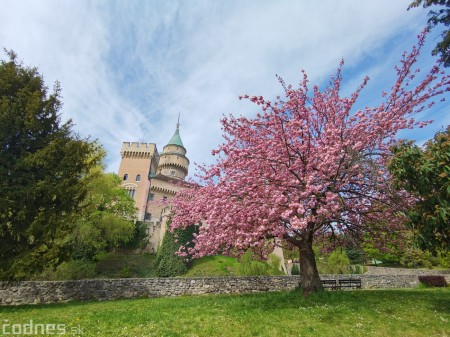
1;272;448;306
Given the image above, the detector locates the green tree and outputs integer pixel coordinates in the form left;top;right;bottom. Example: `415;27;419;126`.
0;51;102;280
389;126;450;253
155;222;197;277
119;220;149;251
409;0;450;67
345;246;366;265
326;250;351;274
70;168;137;261
155;230;188;277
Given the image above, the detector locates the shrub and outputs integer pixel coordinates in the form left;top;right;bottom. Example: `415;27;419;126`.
400;248;433;269
291;264;300;275
437;251;450;268
236;250;269;276
320;249;350;274
418;275;448;287
119;266;130;278
267;254;284;275
349;264;366;274
37;260;97;280
235;250;285;276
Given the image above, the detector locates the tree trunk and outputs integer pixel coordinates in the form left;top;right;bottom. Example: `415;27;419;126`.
299;235;323;296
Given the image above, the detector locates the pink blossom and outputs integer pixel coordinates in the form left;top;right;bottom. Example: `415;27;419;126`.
169;30;449;264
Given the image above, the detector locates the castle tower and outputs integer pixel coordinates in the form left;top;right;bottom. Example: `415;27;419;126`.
117;117;191;253
156;117;189;180
117;142;159;221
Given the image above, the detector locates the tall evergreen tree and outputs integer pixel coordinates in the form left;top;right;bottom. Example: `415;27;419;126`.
0;51;102;279
155;221;198;277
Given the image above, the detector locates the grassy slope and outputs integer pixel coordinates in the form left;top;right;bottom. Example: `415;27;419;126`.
95;252;158;278
95;253;242;278
182;255;241;277
0;288;448;336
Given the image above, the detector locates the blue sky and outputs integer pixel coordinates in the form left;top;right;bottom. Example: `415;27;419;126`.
1;0;448;174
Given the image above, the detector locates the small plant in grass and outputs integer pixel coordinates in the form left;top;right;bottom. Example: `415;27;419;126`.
119;266;130;278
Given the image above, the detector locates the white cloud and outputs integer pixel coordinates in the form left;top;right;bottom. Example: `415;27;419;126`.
0;0;446;174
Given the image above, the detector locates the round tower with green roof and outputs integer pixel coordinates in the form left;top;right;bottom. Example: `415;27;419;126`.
156;116;189;180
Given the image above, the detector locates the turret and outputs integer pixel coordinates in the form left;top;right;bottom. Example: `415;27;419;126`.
156;116;189;180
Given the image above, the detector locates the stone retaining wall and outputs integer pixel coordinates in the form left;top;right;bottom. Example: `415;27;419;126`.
0;273;448;306
365;266;450;275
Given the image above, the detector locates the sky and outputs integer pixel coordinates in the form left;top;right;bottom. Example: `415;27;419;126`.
1;0;449;174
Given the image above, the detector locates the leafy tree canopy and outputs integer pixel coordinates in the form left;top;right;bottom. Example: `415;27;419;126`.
0;51;102;280
389;126;450;253
171;31;449;296
409;0;450;66
70;168;138;260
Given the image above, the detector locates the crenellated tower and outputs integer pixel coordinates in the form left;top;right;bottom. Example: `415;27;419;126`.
118;142;159;221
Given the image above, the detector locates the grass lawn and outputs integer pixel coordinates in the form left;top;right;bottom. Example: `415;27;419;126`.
0;288;448;336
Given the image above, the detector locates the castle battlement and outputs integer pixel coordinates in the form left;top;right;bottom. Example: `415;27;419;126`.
120;142;157;159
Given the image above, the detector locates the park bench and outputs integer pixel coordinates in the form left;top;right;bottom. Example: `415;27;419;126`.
338;278;362;289
320;278;362;290
320;279;339;290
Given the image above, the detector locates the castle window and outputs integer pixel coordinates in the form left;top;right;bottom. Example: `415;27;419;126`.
136;174;141;181
148;193;154;201
171;170;176;176
128;189;136;198
123;174;128;181
145;212;152;220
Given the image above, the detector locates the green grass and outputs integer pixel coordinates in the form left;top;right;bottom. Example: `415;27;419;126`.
95;252;158;278
182;255;241;277
0;288;448;336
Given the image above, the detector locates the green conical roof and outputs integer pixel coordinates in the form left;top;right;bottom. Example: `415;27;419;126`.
166;116;184;148
167;128;184;147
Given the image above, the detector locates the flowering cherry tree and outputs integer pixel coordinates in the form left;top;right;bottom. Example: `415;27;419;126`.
171;31;450;296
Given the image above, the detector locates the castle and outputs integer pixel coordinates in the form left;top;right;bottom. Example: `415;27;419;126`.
117;119;287;272
117;118;191;252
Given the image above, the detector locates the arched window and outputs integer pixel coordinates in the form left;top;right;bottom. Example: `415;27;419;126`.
123;174;128;181
136;174;141;181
